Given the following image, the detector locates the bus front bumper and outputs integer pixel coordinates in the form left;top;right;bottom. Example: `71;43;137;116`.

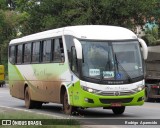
69;86;145;108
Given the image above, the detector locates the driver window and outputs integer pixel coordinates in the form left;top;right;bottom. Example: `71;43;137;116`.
71;46;78;75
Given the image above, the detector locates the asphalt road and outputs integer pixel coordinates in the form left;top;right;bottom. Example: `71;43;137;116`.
0;85;160;127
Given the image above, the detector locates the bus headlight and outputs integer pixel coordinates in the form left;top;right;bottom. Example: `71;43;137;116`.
136;85;145;92
82;86;100;94
137;86;143;91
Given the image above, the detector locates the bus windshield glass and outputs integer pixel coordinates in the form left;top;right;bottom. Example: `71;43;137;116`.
81;40;143;83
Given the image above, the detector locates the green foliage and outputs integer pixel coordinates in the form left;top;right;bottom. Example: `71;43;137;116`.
0;0;7;10
142;34;157;46
145;26;159;39
143;23;160;46
12;0;156;35
0;10;21;74
0;0;159;74
152;27;159;39
155;39;160;45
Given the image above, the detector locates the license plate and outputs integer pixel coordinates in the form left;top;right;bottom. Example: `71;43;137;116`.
111;103;122;107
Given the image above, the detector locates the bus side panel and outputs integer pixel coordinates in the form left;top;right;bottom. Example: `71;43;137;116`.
8;63;25;99
30;63;69;103
12;63;69;103
16;64;50;102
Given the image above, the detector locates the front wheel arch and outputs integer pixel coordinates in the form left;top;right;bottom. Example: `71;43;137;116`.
60;85;66;104
24;84;28;99
60;85;77;115
24;86;34;109
24;86;42;109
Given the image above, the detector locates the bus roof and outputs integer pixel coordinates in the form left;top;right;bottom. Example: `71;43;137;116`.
10;25;137;45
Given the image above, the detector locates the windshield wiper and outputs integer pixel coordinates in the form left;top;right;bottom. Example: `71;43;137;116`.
114;54;119;73
114;54;132;82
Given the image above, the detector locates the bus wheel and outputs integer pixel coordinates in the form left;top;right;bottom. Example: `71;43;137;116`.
112;106;125;115
63;91;75;115
25;87;34;109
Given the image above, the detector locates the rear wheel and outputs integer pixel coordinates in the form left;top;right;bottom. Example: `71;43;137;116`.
63;90;76;115
112;106;125;115
25;87;35;109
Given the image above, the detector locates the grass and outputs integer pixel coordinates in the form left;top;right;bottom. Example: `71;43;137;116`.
0;108;80;128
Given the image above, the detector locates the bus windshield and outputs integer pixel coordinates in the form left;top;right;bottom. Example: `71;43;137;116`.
81;40;143;83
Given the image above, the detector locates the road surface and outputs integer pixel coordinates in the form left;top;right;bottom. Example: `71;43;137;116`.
0;85;160;127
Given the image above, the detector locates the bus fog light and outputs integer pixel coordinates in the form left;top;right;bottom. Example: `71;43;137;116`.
84;98;94;103
142;96;145;100
137;96;145;102
84;98;88;102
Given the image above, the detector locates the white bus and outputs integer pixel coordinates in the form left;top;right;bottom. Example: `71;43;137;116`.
8;25;148;115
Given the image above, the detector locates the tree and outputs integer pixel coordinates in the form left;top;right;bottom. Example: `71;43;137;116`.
100;0;156;29
0;0;159;74
13;0;157;36
0;10;20;66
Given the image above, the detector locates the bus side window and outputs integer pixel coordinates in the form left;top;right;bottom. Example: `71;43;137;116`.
32;42;40;63
23;43;31;63
42;40;52;62
53;38;64;62
16;44;22;64
71;46;78;74
59;38;65;62
9;46;16;64
64;35;74;69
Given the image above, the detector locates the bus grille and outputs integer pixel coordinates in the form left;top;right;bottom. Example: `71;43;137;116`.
99;98;133;104
96;89;137;96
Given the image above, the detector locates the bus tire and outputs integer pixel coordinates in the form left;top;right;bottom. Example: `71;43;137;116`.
112;106;125;115
25;87;35;109
63;90;76;115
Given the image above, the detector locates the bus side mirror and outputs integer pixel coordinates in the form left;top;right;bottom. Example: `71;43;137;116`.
138;38;148;60
73;38;82;59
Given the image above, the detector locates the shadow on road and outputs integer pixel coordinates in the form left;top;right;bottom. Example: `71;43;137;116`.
16;103;139;118
0;86;142;119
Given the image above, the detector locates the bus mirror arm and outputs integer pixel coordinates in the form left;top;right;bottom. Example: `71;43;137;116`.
138;38;148;60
